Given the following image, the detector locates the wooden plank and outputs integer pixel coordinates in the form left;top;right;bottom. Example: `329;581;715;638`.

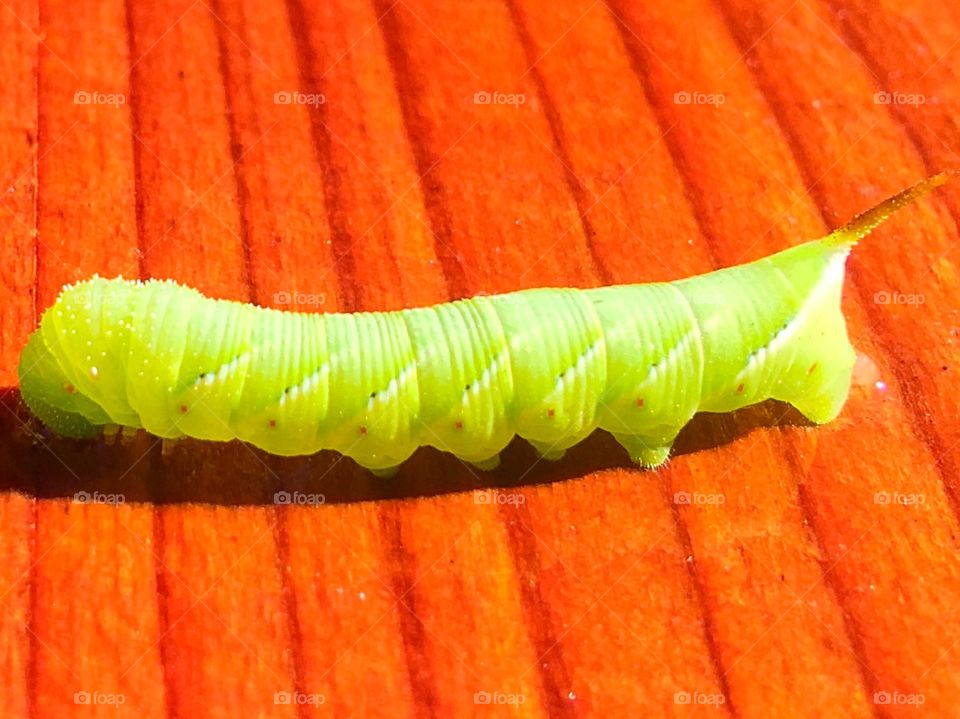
124;1;296;715
1;0;959;715
212;0;422;713
509;0;875;715
375;0;735;714
0;0;38;716
615;0;960;714
30;0;167;716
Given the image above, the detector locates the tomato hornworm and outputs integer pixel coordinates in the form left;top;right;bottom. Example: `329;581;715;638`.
17;172;952;476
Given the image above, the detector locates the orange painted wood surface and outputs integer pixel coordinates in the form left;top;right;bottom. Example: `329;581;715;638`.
1;0;959;716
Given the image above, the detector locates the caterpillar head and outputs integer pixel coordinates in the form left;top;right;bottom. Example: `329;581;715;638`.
18;327;103;438
17;277;138;438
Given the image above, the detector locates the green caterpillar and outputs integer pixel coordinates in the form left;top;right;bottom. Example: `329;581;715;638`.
17;173;951;476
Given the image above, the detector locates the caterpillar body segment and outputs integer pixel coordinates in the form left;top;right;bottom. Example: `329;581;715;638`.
403;299;514;467
17;172;951;473
673;239;855;423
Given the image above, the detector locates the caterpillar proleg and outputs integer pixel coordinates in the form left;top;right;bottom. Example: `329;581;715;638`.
18;172;952;475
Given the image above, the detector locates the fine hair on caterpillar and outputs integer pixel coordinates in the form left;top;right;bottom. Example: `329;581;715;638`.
17;172;954;477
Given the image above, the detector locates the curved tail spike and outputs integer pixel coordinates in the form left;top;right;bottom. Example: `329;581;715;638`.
827;170;956;248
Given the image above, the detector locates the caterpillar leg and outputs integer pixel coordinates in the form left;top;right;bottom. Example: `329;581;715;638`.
786;364;854;425
369;465;400;479
101;423;121;444
121;424;143;444
612;433;673;468
528;440;566;462
468;454;501;472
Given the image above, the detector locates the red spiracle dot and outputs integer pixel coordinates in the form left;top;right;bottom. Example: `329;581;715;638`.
636;398;644;408
268;419;277;429
63;383;76;394
547;408;555;418
358;424;367;436
736;383;745;394
807;362;818;374
179;404;188;414
454;420;464;430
